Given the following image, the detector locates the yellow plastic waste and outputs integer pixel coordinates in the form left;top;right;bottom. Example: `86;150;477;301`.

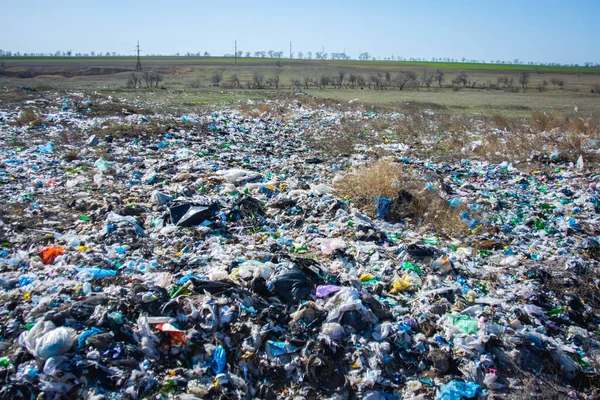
360;274;374;282
390;275;413;293
229;268;240;281
465;290;477;303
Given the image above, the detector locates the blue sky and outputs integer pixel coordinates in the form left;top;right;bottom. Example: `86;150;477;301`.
1;0;598;64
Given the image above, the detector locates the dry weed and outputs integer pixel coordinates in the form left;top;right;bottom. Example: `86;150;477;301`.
334;159;470;236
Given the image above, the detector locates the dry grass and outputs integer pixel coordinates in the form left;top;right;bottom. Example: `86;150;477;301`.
62;149;80;162
333;159;470;236
14;107;44;127
90;120;171;140
238;102;273;118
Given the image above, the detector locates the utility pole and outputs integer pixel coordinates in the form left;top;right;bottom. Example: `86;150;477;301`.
135;41;143;72
234;40;237;64
289;41;292;59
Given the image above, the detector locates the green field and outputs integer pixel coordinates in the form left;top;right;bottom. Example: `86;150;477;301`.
2;56;599;74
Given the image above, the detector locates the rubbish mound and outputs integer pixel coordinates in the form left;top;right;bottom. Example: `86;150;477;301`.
0;91;599;399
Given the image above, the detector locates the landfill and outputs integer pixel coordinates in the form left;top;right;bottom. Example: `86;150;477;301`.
0;89;599;399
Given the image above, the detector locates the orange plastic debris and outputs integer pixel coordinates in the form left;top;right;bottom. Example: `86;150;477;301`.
39;247;65;265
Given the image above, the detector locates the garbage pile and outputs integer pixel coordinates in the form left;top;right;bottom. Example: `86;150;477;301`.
0;91;599;399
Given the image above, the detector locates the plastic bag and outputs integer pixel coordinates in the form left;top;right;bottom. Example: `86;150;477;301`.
319;238;346;254
210;345;226;374
447;314;479;335
270;267;313;304
437;380;480;400
374;196;391;218
39;247;64;265
21;323;76;360
94;157;115;172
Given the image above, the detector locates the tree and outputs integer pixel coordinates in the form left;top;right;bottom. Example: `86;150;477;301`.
348;74;357;88
290;78;302;89
551;77;565;90
266;72;280;88
143;71;163;88
230;73;241;88
252;71;264;88
452;71;468;88
517;71;530;89
393;72;410;90
307;52;312;60
422;70;434;90
245;51;251;57
126;72;143;89
268;50;274;58
297;52;303;59
406;71;419;89
434;69;445;87
338;70;346;87
303;75;311;89
211;69;224;86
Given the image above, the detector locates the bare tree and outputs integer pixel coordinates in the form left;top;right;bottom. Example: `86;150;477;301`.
434;69;445;87
266;72;281;88
143;71;152;88
230;73;241;88
517;71;530;89
211;69;224;86
452;71;468;88
384;71;392;87
406;71;419;89
551;77;565;90
393;72;410;90
126;72;143;89
370;74;386;91
303;75;311;89
151;72;163;88
252;72;264;88
422;73;434;90
592;83;600;95
338;70;346;87
319;75;331;89
348;74;357;88
290;78;302;89
356;75;367;89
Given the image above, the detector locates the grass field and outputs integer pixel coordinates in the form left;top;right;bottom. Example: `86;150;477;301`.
2;56;599;74
1;57;599;117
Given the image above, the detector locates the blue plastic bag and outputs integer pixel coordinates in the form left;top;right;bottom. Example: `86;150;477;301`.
77;327;103;349
437;380;480;400
210;346;226;374
374;197;391;218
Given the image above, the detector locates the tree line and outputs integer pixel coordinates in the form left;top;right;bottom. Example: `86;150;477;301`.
178;69;569;93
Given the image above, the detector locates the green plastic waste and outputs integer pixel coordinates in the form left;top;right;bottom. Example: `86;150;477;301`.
448;314;479;334
402;262;423;275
